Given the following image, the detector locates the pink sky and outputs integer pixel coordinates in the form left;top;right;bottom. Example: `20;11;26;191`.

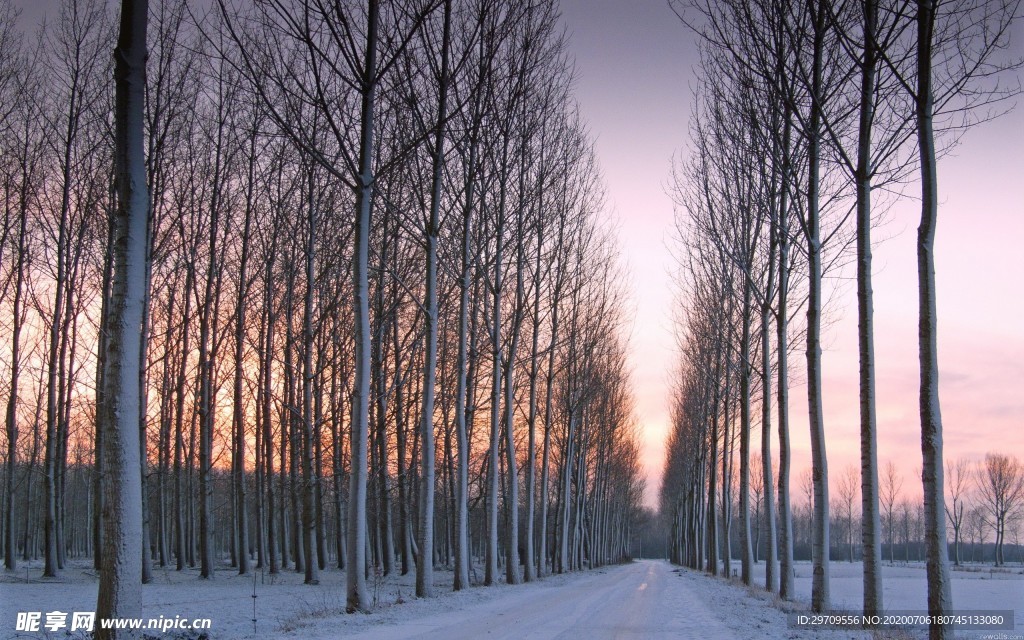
13;0;1018;511
559;0;1024;509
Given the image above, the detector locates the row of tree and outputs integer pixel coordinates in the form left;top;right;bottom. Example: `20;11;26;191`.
0;0;645;620
708;456;1024;566
660;0;1018;637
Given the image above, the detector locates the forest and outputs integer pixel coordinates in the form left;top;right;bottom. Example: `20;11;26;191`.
3;0;1023;637
0;0;646;625
659;0;1021;638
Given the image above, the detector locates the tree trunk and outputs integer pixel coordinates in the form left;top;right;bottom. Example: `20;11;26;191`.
95;0;148;633
416;0;451;599
776;108;795;602
95;207;115;572
915;2;953;636
4;144;29;572
806;0;830;613
524;211;544;583
760;287;778;593
263;259;279;574
301;171;319;585
856;0;883;618
706;338;721;576
172;258;193;571
452;134;477;589
232;131;258;577
486;142;510;584
346;0;378;613
739;282;753;586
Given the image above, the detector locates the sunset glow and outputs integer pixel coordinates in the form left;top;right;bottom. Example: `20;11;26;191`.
561;0;1024;508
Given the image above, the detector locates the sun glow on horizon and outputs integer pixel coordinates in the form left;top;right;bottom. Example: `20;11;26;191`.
562;0;1024;514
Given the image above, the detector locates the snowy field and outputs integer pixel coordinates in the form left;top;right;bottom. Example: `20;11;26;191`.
749;560;1024;638
1;558;1020;639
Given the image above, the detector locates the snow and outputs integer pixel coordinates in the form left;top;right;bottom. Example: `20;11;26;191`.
313;559;870;639
2;558;1020;639
1;559;603;638
750;560;1024;638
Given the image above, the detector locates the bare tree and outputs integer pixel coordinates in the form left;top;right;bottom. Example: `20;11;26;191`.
1;2;41;571
42;0;110;578
944;457;970;566
415;0;452;598
912;1;953;628
881;461;903;564
0;0;645;611
750;453;763;563
95;0;148;634
907;3;1020;633
976;453;1024;566
964;505;987;563
837;465;859;562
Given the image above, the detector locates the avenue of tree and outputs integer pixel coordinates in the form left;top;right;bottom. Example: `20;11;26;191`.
0;0;646;632
660;1;1020;639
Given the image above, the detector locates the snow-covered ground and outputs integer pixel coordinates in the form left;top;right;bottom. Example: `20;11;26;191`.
1;558;868;640
2;558;519;638
0;558;847;639
749;560;1024;638
2;558;1020;639
333;559;875;640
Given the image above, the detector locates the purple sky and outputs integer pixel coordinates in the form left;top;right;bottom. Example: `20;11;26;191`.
559;0;1024;508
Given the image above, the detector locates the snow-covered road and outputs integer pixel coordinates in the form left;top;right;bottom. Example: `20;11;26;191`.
338;560;866;640
343;560;726;639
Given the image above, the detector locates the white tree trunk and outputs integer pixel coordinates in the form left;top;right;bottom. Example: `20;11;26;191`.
301;176;319;586
807;0;830;613
346;0;379;613
856;0;883;618
417;0;451;598
96;0;148;634
739;284;753;586
915;2;953;636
